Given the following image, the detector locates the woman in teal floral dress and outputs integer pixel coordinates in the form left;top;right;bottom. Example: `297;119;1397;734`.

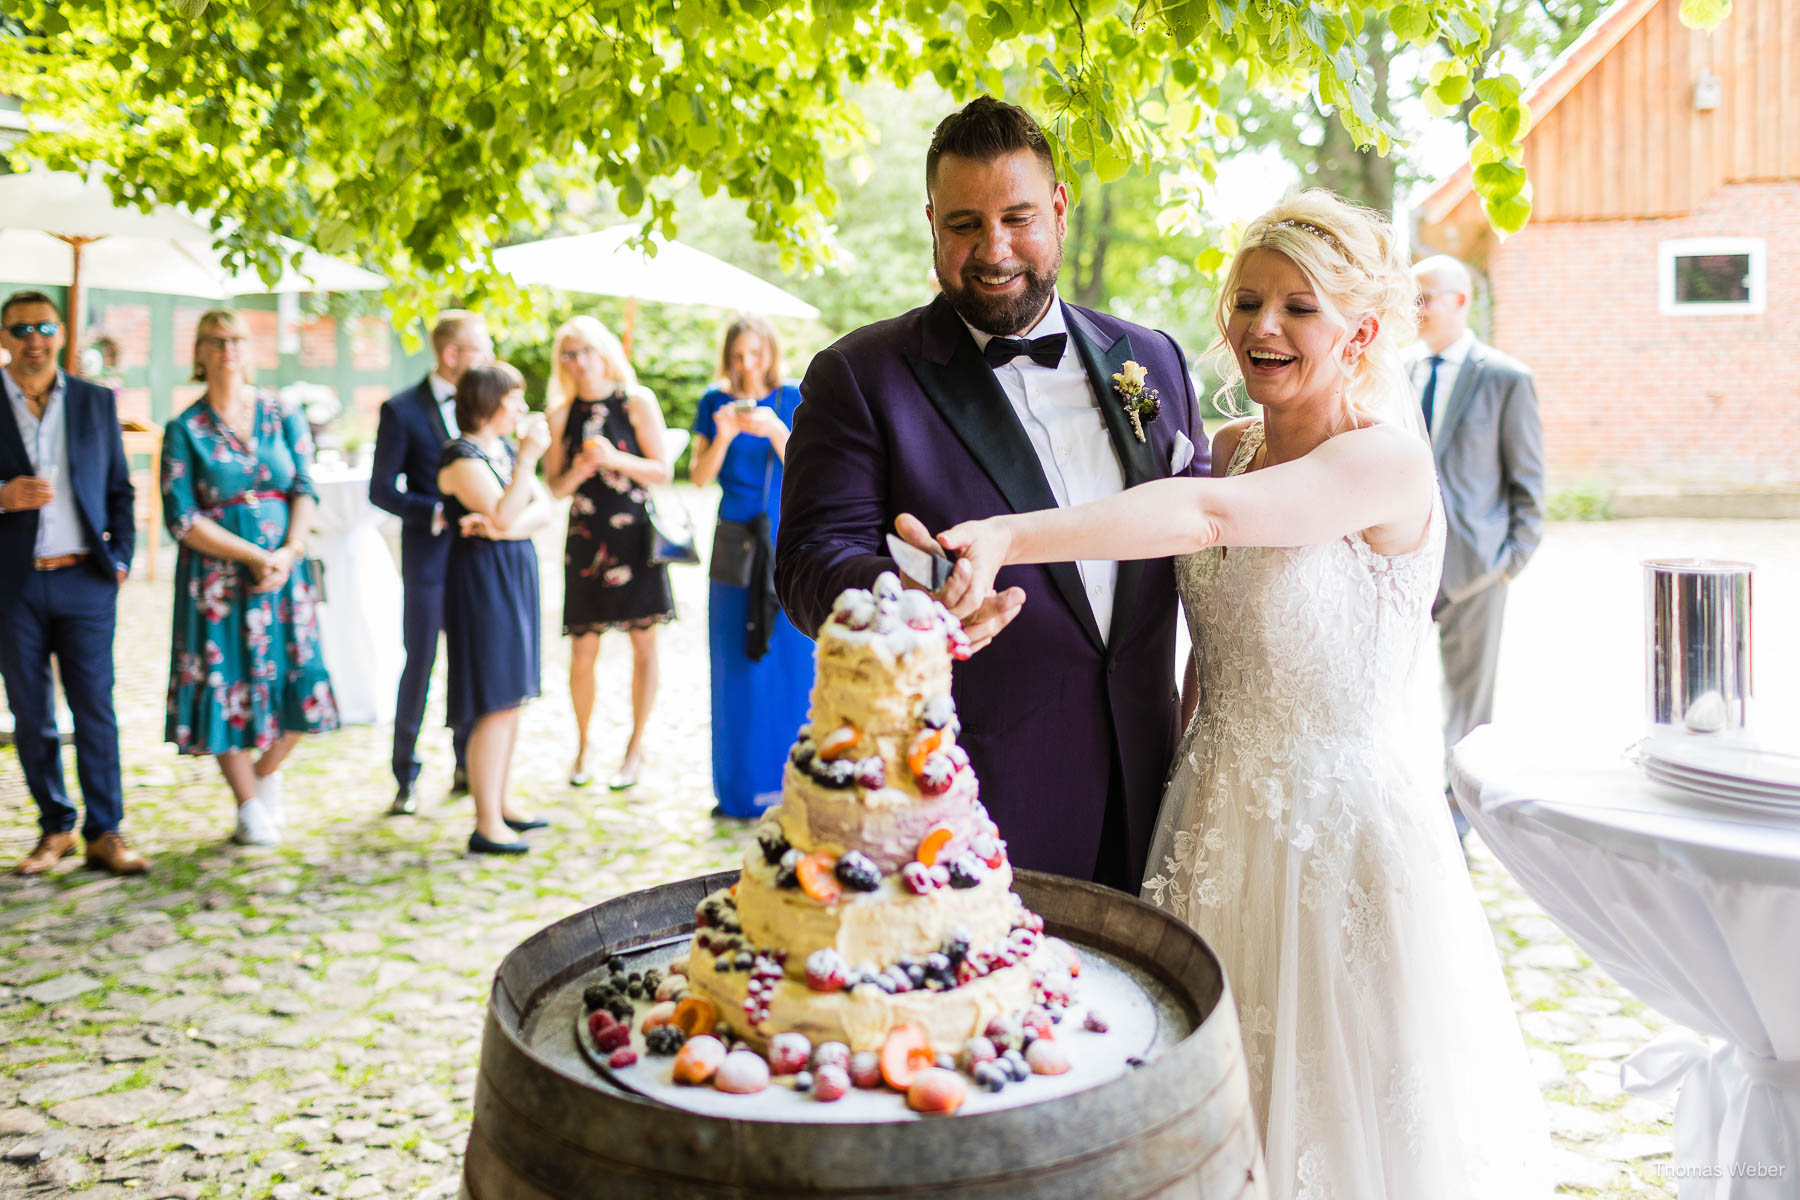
161;310;338;846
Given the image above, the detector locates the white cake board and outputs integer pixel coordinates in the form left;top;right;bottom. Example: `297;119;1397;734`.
574;940;1162;1123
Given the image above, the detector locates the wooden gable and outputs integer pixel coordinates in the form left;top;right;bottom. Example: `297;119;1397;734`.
1419;0;1800;263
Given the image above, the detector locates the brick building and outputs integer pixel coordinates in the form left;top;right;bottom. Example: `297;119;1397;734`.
1416;0;1800;490
0;284;429;432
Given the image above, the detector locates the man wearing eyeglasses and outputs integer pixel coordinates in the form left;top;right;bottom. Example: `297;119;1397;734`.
370;310;493;815
1411;256;1546;850
0;290;146;875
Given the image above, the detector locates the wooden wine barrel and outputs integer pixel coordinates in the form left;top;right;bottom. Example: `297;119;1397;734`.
463;870;1264;1199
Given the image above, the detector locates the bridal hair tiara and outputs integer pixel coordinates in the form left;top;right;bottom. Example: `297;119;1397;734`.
1263;218;1346;255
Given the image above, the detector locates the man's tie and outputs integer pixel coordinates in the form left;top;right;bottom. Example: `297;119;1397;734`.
1419;354;1443;435
983;333;1067;370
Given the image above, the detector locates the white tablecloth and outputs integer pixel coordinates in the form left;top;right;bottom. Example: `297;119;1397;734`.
1453;725;1800;1199
309;469;401;726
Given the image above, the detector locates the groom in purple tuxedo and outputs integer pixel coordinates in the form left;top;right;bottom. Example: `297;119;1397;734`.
777;97;1209;890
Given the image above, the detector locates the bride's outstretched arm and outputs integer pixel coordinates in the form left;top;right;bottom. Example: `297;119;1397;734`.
927;424;1434;610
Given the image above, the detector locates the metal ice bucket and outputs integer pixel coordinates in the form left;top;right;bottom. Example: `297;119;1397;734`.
1644;558;1754;730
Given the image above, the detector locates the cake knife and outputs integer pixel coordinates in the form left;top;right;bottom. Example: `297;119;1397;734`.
885;532;956;591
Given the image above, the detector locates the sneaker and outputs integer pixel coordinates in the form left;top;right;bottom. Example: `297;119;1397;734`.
233;797;282;846
256;771;286;832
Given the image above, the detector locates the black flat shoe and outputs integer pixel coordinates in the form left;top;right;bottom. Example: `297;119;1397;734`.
503;816;550;833
389;786;418;816
467;831;530;855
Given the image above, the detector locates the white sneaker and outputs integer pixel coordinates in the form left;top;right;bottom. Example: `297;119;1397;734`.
233;797;281;846
255;771;285;832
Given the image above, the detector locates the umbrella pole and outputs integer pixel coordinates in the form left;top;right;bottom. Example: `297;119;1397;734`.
58;234;96;375
622;296;636;363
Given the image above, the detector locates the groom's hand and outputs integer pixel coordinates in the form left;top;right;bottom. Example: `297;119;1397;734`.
893;512;1024;655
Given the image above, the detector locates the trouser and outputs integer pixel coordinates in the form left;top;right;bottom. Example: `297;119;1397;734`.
0;566;123;840
392;574;467;787
1435;579;1508;800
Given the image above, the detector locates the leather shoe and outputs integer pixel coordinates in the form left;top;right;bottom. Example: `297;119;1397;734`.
14;831;78;875
390;785;418;816
467;831;529;856
503;815;550;833
84;831;149;875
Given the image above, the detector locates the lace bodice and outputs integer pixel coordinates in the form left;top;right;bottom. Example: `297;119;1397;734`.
1176;421;1444;754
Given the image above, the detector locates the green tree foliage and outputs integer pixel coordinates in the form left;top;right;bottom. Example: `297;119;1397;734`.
5;0;1545;323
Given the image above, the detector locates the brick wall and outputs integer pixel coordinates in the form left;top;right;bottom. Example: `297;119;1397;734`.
96;304;151;370
1489;180;1800;488
298;316;338;369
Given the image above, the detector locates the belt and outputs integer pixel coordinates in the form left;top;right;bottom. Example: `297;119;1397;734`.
33;552;89;571
201;489;289;519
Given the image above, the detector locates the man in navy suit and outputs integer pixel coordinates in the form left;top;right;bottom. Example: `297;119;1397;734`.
370;310;491;814
777;98;1209;890
0;291;146;875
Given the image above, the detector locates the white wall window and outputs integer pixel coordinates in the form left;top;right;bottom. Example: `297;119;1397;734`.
1659;238;1766;316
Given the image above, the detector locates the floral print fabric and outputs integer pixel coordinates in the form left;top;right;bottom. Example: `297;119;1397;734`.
160;394;339;755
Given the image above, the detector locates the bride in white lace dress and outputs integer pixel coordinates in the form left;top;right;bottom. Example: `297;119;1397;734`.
925;191;1548;1199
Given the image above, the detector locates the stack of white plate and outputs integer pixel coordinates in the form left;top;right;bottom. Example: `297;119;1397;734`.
1638;730;1800;818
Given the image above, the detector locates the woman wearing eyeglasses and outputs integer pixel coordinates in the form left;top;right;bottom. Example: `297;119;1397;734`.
542;316;674;791
160;309;339;846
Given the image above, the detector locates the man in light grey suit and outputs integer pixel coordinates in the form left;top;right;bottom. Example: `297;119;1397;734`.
1413;256;1545;842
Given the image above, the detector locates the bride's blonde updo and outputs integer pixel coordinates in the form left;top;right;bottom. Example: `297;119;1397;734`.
1210;189;1420;433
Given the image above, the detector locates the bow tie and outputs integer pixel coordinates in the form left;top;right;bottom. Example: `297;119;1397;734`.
982;333;1067;370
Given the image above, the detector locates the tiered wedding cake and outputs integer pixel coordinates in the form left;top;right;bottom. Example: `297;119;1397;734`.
681;574;1071;1056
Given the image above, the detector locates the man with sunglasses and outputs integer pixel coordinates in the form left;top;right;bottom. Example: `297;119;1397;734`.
370;309;492;815
0;290;146;875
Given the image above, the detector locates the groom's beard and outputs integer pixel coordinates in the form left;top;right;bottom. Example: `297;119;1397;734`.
935;244;1063;337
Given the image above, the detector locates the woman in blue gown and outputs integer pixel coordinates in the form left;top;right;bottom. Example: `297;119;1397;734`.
436;363;555;855
688;315;812;819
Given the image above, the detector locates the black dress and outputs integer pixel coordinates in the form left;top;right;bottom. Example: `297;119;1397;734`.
439;438;542;728
562;391;675;635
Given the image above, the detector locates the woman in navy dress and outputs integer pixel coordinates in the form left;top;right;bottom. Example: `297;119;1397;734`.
688;315;811;819
436;363;555;855
161;309;338;847
543;316;675;791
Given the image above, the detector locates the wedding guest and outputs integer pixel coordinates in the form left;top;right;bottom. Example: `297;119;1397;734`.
542;316;674;791
688;315;810;819
161;310;339;846
436;363;553;855
0;291;146;876
370;309;492;815
1411;255;1545;844
930;190;1548;1197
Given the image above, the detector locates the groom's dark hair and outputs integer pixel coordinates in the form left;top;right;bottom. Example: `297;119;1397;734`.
926;96;1057;197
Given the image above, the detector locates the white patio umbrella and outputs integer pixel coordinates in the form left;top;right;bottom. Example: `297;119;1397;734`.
493;225;819;356
0;170;387;370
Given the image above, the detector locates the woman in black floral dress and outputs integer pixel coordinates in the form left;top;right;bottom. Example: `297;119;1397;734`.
543;316;674;790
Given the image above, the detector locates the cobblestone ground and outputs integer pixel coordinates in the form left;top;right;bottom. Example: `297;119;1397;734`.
2;502;1796;1198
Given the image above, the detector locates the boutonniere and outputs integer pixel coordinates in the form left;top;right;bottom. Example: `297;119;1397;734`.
1111;360;1161;443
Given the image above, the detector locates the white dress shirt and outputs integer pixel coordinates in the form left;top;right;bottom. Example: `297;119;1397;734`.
1414;328;1477;440
428;371;457;436
1;368;86;558
962;294;1124;642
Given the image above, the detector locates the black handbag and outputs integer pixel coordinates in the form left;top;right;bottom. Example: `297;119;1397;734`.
708;450;774;587
645;494;700;566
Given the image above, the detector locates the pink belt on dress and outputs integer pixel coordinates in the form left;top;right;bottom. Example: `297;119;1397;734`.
201;489;288;519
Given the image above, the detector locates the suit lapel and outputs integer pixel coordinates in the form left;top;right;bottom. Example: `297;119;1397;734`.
1434;343;1486;456
1065;305;1157;657
0;380;27;471
416;378;450;443
904;298;1106;654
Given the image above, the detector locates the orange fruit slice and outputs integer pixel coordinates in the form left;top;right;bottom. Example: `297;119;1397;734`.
915;824;954;867
818;726;862;761
796;852;843;904
879;1023;934;1091
672;995;718;1038
906;728;945;777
